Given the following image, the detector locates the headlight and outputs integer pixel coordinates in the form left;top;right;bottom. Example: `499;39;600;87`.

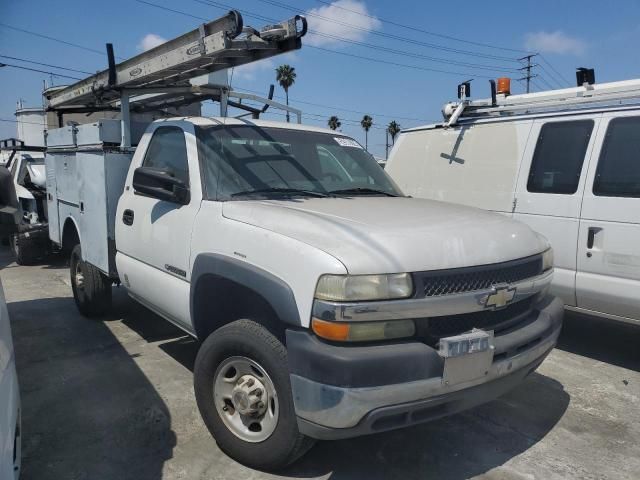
315;273;413;301
312;317;415;342
542;247;554;271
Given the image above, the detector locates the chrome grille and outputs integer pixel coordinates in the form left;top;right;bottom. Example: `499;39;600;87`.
421;297;534;340
413;254;543;298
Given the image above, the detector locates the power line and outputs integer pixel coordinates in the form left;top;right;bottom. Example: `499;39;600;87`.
304;31;522;73
234;86;429;121
254;0;521;62
173;0;519;74
308;45;495;79
0;118;45;125
0;55;94;75
536;75;556;91
144;0;504;78
0;62;81;80
539;55;571;86
0;22;125;60
311;0;532;54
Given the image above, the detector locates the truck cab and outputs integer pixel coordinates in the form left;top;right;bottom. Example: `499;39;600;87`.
56;116;562;469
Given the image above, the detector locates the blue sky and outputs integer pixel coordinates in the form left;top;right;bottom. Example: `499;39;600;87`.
1;0;639;157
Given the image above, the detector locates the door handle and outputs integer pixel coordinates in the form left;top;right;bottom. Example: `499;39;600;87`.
587;227;597;249
122;209;134;226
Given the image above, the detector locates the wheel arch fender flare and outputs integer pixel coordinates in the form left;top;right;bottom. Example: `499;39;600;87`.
62;215;82;250
190;253;301;339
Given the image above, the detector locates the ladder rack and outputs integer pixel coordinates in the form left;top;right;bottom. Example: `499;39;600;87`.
443;78;640;126
45;10;306;112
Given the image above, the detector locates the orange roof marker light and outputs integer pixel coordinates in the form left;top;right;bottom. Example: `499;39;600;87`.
497;77;511;96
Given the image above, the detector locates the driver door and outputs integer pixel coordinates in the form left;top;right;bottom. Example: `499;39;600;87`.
116;123;202;328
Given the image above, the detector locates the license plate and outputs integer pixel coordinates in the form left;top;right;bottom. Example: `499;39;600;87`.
439;329;492;358
439;329;495;385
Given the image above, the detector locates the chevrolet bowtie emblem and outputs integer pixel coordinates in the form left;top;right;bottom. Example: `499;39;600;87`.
484;285;516;309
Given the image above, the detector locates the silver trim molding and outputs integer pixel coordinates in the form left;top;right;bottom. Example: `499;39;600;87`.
312;270;553;322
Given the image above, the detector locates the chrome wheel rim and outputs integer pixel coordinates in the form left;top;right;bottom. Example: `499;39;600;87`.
213;356;279;442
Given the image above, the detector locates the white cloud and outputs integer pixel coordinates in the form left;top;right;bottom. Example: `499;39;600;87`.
524;31;586;55
232;52;297;82
304;0;381;47
233;59;275;81
137;33;167;52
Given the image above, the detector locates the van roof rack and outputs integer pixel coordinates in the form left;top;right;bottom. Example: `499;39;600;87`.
443;78;640;127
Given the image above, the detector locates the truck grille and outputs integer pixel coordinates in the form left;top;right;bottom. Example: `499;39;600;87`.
413;254;543;298
423;298;534;340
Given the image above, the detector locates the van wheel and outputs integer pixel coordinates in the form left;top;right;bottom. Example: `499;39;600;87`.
70;244;112;317
10;233;43;265
194;319;314;470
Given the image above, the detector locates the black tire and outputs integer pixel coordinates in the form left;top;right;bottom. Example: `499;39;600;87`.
10;232;45;265
70;244;112;317
194;319;314;470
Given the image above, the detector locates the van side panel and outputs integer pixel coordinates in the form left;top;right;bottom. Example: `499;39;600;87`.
386;121;533;213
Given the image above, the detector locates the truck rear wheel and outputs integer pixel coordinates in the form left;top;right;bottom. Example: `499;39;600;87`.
194;319;314;470
70;244;112;317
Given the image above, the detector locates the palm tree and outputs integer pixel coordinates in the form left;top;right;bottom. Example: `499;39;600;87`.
275;64;296;122
328;115;341;131
387;120;401;145
360;114;373;150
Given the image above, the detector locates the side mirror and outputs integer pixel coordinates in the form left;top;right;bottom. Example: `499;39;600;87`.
132;167;190;205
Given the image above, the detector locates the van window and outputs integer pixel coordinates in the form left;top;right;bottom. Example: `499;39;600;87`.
142;127;189;184
527;120;593;194
593;117;640;197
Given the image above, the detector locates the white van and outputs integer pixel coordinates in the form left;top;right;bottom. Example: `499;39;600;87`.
387;78;640;325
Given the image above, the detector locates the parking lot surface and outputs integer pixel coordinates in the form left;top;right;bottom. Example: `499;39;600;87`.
1;246;638;480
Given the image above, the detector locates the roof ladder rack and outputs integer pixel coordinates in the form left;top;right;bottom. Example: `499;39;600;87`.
44;10;307;145
443;78;640;126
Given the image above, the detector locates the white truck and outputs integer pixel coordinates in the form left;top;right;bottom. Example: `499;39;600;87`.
0;139;49;265
40;11;562;470
386;75;640;325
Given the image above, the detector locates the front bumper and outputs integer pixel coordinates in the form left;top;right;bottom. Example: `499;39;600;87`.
287;295;563;440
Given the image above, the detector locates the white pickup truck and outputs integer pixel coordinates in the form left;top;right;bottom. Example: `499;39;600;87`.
45;116;562;469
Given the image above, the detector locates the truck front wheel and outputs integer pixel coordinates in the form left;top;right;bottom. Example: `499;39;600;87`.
70;244;112;317
194;319;314;470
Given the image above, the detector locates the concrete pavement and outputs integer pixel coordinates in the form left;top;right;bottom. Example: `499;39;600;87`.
1;247;638;480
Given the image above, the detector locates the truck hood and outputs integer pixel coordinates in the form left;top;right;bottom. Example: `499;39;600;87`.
222;197;548;274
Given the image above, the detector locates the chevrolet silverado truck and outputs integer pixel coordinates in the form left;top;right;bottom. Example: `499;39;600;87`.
45;115;563;469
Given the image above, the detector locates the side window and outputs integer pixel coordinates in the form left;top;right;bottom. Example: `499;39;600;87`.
142;127;189;184
593;117;640;197
527;120;594;194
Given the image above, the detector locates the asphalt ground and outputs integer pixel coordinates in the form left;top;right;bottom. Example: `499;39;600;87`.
1;246;638;480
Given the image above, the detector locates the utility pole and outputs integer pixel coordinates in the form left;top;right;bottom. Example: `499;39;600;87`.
518;54;538;93
385;130;389;159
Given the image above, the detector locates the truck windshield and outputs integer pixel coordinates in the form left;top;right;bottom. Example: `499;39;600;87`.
196;125;403;200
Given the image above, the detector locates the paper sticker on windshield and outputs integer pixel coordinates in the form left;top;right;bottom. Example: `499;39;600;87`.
334;137;363;149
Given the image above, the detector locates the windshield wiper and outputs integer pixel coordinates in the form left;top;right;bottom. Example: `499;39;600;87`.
231;187;329;198
328;187;400;197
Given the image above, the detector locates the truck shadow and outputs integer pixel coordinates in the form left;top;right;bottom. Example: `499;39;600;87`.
281;372;568;480
115;292;570;480
556;311;640;372
7;294;176;480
